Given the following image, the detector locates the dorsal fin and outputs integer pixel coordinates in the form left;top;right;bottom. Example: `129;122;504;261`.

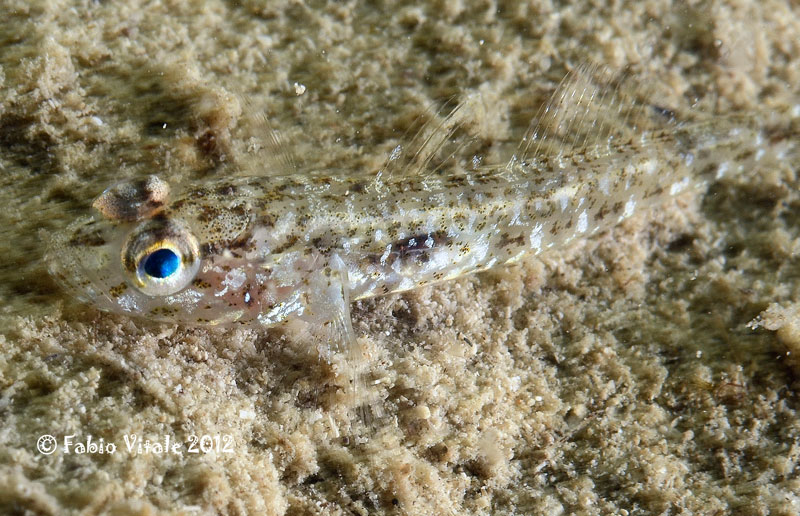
236;98;302;178
373;95;483;191
510;63;686;169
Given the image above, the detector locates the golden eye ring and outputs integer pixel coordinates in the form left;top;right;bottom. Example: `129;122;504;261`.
122;218;200;296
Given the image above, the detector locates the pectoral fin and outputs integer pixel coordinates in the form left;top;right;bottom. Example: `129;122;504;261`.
300;255;385;437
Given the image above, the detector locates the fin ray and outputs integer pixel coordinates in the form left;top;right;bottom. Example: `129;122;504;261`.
511;63;687;170
374;95;482;191
237;99;302;177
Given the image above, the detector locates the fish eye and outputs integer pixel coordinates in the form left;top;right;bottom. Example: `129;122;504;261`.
122;218;200;296
143;248;180;278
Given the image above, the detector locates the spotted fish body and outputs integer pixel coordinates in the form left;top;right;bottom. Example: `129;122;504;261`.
48;65;797;332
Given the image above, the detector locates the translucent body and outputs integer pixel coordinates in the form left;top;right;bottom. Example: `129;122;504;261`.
46;65;797;424
48;97;784;327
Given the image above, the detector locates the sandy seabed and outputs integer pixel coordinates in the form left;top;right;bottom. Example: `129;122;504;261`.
2;1;800;514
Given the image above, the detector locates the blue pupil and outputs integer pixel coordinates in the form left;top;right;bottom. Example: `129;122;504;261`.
143;248;180;279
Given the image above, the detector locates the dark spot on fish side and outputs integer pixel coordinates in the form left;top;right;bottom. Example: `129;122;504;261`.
227;229;255;251
109;282;128;298
257;213;275;228
394;231;449;258
272;234;300;255
596;203;609;221
192;278;212;289
311;236;327;252
150;306;179;316
499;233;525;248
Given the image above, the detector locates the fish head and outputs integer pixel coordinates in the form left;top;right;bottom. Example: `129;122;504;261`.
47;176;305;326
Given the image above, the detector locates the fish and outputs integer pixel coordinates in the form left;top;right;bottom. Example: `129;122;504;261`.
46;64;798;428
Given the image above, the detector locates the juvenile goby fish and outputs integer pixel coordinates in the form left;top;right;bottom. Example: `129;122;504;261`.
47;65;797;418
